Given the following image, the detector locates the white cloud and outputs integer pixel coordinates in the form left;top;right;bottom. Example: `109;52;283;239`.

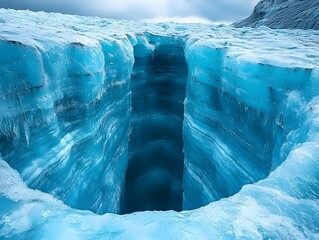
140;16;231;25
86;0;192;19
1;0;259;22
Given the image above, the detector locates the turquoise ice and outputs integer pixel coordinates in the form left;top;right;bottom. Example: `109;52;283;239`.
0;9;318;239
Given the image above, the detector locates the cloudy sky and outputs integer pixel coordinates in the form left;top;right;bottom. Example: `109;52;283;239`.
0;0;259;23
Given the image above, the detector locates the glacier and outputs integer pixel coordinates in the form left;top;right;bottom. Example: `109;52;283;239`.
0;8;319;239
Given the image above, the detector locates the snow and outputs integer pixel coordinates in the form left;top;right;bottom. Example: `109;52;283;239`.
0;8;319;239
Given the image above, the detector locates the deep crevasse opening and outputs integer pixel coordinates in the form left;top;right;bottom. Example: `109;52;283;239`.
0;33;311;216
123;35;281;213
122;35;310;213
123;37;187;213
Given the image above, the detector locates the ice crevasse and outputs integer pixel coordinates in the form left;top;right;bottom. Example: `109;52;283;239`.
0;9;319;239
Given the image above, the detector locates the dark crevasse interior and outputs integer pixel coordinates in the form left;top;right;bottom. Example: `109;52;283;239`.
122;39;188;214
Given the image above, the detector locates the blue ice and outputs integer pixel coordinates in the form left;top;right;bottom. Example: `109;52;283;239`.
0;9;319;240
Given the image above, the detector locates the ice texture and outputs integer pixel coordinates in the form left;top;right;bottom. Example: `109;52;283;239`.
0;9;319;239
233;0;319;30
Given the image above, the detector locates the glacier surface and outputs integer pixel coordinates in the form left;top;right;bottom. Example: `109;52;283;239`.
0;9;319;239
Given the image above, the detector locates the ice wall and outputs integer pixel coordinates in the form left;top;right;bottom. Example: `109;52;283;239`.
0;37;134;214
182;39;313;209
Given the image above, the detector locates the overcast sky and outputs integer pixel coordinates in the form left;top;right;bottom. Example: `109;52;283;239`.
0;0;259;23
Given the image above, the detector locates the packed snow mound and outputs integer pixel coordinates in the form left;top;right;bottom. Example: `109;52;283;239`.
233;0;319;30
0;8;319;239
